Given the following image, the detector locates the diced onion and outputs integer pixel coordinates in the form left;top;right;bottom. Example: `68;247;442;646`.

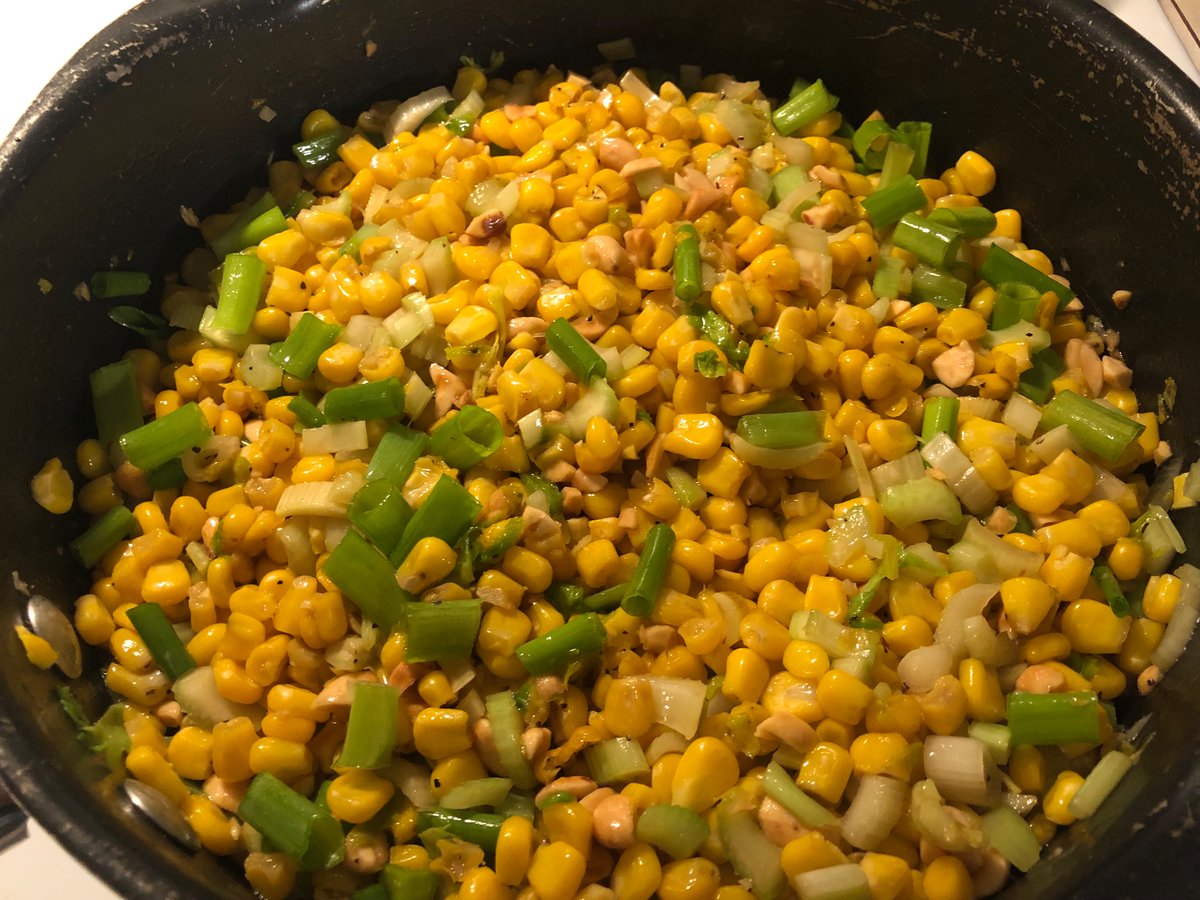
174;666;262;730
343;314;384;351
383;292;434;349
618;344;649;372
785;221;829;252
923;735;1001;807
645;731;690;764
962;615;1019;667
841;775;907;851
870;450;926;493
1151;564;1200;672
958;396;1001;421
276;480;355;518
517;409;545;449
934;581;1001;661
301;421;369;456
597;37;636;61
1001;393;1042;439
772;135;815;168
389;758;437;809
642;676;706;738
921;432;996;516
949;519;1043;583
843;435;875;500
909;779;985;853
181;434;240;483
898;643;953;694
713;100;766;150
1029;424;1081;463
386;86;454;139
618;69;657;104
404;372;433;420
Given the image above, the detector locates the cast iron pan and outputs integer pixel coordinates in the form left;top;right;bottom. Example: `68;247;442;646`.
1;0;1198;896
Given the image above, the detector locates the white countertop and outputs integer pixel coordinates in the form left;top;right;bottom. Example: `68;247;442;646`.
0;1;1195;898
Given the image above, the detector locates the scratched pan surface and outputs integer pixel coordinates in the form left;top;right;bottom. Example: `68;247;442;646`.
1;0;1198;896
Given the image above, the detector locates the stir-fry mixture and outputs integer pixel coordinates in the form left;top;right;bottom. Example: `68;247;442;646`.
23;58;1200;900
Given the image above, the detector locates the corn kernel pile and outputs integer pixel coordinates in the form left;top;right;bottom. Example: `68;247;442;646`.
27;60;1194;900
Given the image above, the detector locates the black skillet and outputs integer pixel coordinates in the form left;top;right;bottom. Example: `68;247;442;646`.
1;0;1199;896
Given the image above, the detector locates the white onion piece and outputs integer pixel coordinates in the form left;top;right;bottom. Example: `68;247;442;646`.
825;500;873;567
776;180;822;217
597;345;625;379
870;450;926;493
276;480;355;518
386;86;454;139
403;372;433;420
389;758;437;808
843;436;875;500
323;519;349;550
383;292;434;349
619;344;649;372
710;75;761;101
841;775;907;851
181;435;240;483
277;518;316;575
934;582;1001;662
713;99;766;149
921;432;996;517
866;295;891;324
1087;465;1132;505
420;238;455;295
1001;393;1042;439
440;658;477;693
493;178;522;218
343;315;384;351
772;135;815;168
540;349;570;376
924;736;1002;808
963;615;1019;667
785;220;829;252
760;209;792;234
618;69;657;103
517;409;545;449
645;730;690;764
958;396;1001;421
465;178;504;218
910;779;985;852
301;421;369;456
729;433;827;470
791;247;833;295
709;591;744;645
642;676;706;738
174;667;262;729
450;90;484;122
898;643;954;694
1029;424;1081;463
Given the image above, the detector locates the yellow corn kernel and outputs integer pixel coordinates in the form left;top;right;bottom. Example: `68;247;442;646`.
610;842;662;900
126;745;189;806
815;668;875;725
1061;599;1131;654
849;732;916;780
1043;770;1086;826
211;716;259;782
326;769;396;824
881;615;933;657
671;737;740;812
527;842;586;900
798;741;854;804
16;626;57;669
31;457;73;514
959;658;1005;722
167;726;214;780
924;855;974;900
1023;632;1072;664
919;674;967;735
575;538;620;588
413;707;472;759
723;648;770;704
604;677;656;739
249;737;313;781
1143;573;1182;624
1035;518;1102;559
1011;472;1068;515
495;815;535;886
999;576;1058;635
662;413;724;460
659;858;721;900
1108;536;1145;582
781;832;848;879
396;537;457;592
955;150;996;196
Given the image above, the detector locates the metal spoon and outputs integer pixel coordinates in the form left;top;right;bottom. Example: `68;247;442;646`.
121;780;200;852
25;595;81;679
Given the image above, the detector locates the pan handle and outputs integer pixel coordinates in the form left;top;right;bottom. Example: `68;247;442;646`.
0;784;28;853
